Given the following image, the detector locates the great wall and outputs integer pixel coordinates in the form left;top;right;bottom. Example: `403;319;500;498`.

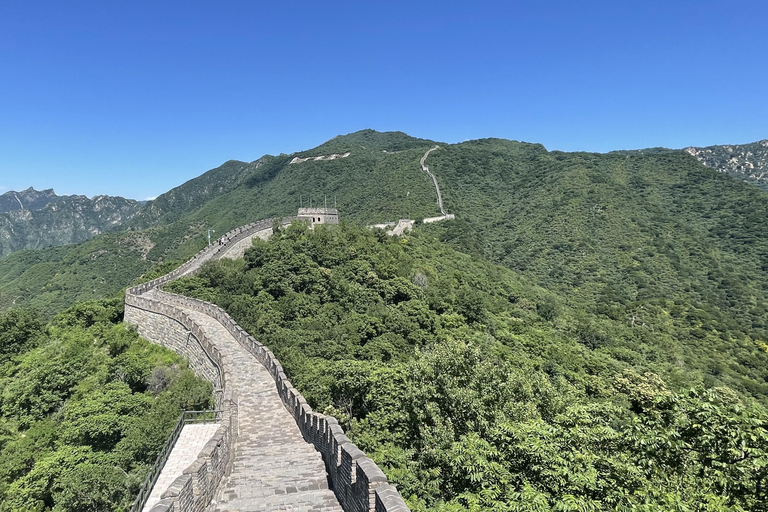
123;145;457;511
124;216;410;512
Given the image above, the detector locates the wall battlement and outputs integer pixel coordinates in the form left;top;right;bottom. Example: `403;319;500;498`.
125;217;410;512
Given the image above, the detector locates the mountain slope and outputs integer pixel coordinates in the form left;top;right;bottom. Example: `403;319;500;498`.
167;223;768;511
419;139;768;394
0;131;442;315
1;130;767;357
128;158;265;229
685;139;768;190
2;130;768;511
0;194;144;257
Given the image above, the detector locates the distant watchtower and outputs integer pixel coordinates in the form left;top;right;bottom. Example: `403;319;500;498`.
297;207;339;226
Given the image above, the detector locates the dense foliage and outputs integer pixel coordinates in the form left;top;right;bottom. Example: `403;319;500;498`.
0;235;155;317
3;130;768;509
167;223;768;511
3;130;768;326
0;299;213;511
0;131;441;316
421;139;768;400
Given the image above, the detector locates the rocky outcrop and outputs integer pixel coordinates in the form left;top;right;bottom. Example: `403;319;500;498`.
0;193;144;257
0;187;67;213
685;140;768;191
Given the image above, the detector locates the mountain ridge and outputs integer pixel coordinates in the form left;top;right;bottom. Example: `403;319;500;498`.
0;187;69;213
0;193;144;257
1;130;767;327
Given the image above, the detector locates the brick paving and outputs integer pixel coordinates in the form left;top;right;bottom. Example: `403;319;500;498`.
144;289;343;512
143;423;221;512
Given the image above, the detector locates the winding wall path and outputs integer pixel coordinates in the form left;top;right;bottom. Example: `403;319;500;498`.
420;146;446;216
125;219;410;512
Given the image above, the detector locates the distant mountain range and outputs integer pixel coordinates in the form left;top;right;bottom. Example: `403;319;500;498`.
3;137;765;261
0;188;143;257
0;187;67;213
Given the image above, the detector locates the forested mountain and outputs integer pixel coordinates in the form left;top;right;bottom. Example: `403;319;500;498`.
685;139;768;190
128;158;266;229
1;131;767;322
0;191;144;257
1;130;768;510
0;131;444;315
422;139;768;348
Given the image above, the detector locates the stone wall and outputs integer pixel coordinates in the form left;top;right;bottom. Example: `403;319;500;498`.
125;217;410;512
124;290;237;512
124;303;223;399
216;227;273;261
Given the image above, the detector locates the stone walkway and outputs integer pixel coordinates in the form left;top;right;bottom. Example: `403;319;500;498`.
217;228;272;261
143;423;222;512
145;290;342;512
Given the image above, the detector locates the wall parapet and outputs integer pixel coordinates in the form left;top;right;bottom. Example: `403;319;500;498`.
125;291;237;512
125;216;410;512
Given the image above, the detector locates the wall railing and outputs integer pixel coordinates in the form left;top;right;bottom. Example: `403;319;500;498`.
130;410;223;512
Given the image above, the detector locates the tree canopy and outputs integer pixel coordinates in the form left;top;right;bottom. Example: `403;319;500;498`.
0;299;213;511
166;223;768;511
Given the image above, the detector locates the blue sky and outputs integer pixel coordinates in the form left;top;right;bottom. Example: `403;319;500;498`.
1;1;766;200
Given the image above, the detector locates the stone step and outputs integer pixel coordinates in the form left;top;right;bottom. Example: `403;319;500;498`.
224;463;328;479
212;488;343;512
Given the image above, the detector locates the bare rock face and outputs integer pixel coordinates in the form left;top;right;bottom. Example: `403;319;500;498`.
685;140;768;191
0;190;144;257
0;187;66;214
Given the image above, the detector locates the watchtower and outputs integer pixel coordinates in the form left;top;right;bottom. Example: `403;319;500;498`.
297;207;339;226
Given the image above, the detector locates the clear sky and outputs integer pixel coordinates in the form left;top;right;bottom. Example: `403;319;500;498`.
1;1;766;200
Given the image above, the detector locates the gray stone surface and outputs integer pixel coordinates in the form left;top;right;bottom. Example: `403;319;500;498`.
144;423;221;512
126;216;410;512
143;290;342;512
217;227;272;261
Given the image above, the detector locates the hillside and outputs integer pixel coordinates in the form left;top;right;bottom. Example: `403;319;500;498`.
685;139;768;190
1;131;767;340
2;130;768;509
0;131;446;315
0;300;213;511
166;223;768;511
0;191;144;258
128;158;264;229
